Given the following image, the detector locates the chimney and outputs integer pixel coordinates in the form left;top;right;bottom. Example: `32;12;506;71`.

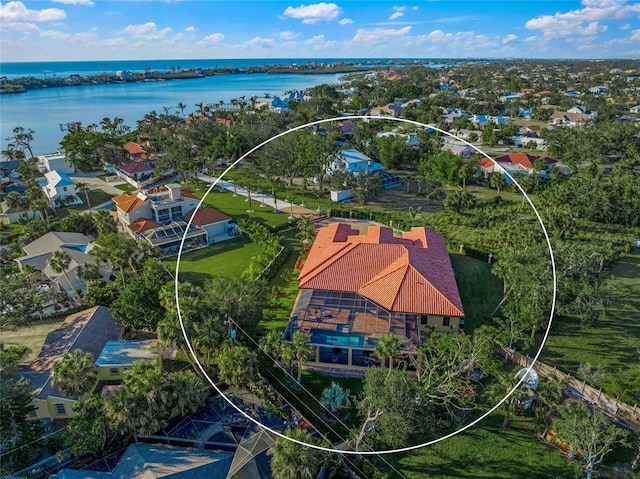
166;183;181;200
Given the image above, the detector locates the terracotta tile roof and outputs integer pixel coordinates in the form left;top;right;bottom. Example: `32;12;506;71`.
129;218;162;234
124;142;145;155
183;207;230;226
483;152;557;170
113;193;146;213
117;161;153;174
299;223;464;317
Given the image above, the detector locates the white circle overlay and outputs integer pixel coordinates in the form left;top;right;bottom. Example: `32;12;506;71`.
175;115;558;455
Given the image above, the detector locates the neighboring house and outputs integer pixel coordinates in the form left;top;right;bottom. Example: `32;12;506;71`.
113;183;235;256
376;131;420;146
18;306;123;421
548;110;597;127
629;105;640;113
49;443;234;479
331;148;383;174
284;223;465;371
477;152;562;182
95;340;159;381
42;170;82;208
15;231;111;297
370;103;403;116
114;142;156;184
37;152;75;174
0;201;41;224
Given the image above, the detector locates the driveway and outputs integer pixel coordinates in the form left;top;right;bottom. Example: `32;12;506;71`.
69;174;127;196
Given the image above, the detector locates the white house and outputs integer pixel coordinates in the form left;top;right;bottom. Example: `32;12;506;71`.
42;170;82;208
37;152;75;174
331;149;383;174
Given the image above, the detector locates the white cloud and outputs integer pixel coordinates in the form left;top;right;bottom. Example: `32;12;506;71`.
393;6;407;12
620;23;630;29
524;36;539;43
279;30;298;40
281;3;341;24
632;29;640;40
242;36;276;48
40;29;71;39
123;22;171;40
525;0;640;39
502;34;518;44
52;0;94;5
606;28;640;44
0;1;66;22
389;12;404;20
338;18;353;25
353;26;411;42
185;26;196;32
305;34;324;44
199;32;225;44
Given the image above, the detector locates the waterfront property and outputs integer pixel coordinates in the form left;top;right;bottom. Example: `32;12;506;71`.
37;152;75;174
113;183;236;256
284;223;464;371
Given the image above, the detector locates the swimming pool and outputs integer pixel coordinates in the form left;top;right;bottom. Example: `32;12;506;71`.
310;329;365;348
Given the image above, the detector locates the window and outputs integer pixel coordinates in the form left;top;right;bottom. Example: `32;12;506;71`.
54;403;65;415
109;367;119;375
442;317;450;327
62;186;68;192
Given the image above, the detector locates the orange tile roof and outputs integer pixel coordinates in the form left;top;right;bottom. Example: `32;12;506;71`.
124;142;145;155
129;218;162;234
113;193;146;213
299;223;464;317
491;152;557;169
183;207;230;226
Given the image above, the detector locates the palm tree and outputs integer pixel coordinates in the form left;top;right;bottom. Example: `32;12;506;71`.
48;250;82;304
176;102;187;117
76;182;91;212
93;209;117;237
296;215;315;246
216;343;257;387
291;331;313;384
486;371;520;429
169;370;208;419
374;333;403;371
320;381;351;415
76;260;101;293
51;349;98;398
268;428;323;479
490;172;507;197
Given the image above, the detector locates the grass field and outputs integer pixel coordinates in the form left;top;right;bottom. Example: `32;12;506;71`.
540;251;640;374
162;236;263;285
114;183;136;193
385;414;571;479
198;188;300;229
1;318;66;363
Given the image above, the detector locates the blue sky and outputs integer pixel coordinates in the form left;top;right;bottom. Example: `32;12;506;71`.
1;0;639;61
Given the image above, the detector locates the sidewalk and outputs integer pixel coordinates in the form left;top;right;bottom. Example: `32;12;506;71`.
197;173;318;218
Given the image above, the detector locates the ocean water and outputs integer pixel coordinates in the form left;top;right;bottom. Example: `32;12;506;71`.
0;71;345;155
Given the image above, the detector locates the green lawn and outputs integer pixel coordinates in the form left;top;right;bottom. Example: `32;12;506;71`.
1;318;66;363
198;188;298;229
162;236;263;285
384;414;571;479
540;251;640;374
450;254;504;332
68;189;114;211
114;183;136;193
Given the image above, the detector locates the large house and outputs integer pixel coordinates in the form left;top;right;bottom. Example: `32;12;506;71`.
15;231;111;298
113;183;236;256
284;223;464;371
548;109;597;127
37;152;75;174
477;152;564;182
18;306;124;420
42;170;82;208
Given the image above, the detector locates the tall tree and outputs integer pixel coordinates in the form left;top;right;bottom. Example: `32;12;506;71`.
48;250;82;304
291;331;314;384
555;400;629;479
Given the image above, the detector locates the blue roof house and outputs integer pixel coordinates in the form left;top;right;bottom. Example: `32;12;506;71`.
332;149;383;174
42;170;83;209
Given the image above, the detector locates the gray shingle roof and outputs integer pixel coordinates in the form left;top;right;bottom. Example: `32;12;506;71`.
18;306;123;400
50;444;234;479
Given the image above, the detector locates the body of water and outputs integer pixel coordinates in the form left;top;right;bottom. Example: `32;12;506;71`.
0;71;345;155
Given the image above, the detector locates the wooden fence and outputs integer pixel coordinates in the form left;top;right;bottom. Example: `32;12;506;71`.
500;347;639;428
